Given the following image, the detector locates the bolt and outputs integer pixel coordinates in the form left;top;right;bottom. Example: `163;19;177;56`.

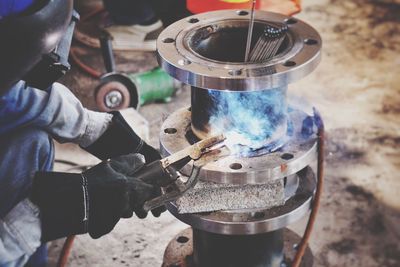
105;90;123;109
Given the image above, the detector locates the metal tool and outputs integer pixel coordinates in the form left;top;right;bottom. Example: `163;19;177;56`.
137;134;226;211
244;0;257;62
95;34;179;111
249;24;288;62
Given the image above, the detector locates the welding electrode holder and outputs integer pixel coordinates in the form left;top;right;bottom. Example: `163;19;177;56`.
139;135;226;212
138;159;200;212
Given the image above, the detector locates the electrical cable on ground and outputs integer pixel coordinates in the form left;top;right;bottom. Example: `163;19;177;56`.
57;236;76;267
70;6;105;79
291;118;324;267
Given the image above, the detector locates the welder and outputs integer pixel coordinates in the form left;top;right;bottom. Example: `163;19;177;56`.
0;1;167;266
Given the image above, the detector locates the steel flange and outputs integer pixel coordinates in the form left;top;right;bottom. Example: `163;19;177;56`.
160;107;318;185
157;10;322;91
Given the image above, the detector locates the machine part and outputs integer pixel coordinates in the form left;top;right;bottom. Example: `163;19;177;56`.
128;68;178;106
191;86;288;151
162;228;313;267
244;0;257;62
192;228;284;267
94;33;178;111
99;33;116;73
167;166;316;235
157;10;321;91
138;134;226;211
249;24;288;62
95;69;178;111
160;107;317;185
95;80;131;112
156;9;323;267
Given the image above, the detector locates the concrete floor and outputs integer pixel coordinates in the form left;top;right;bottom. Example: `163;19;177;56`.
48;0;400;266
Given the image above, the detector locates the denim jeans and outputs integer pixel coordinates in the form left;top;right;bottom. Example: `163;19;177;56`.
0;81;112;267
0;128;53;267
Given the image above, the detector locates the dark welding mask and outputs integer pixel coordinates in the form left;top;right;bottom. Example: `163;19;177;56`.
0;0;76;93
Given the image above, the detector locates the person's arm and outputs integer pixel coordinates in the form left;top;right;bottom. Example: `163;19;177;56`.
0;81;112;147
0;81;160;161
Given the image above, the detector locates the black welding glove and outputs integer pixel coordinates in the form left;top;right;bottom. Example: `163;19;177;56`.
83;111;161;163
30;153;165;241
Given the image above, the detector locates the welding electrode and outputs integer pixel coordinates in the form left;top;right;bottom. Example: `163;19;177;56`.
244;0;257;62
249;24;288;62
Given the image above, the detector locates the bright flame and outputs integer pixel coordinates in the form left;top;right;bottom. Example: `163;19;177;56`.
207;87;289;156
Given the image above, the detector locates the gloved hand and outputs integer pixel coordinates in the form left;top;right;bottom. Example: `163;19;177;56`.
30;153;166;241
83;111;161;163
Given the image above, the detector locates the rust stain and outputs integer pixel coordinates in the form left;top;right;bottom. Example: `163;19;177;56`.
281;164;288;172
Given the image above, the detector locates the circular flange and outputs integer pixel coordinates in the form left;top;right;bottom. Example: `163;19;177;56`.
162;228;313;267
157;10;322;91
160;107;318;185
166;167;316;235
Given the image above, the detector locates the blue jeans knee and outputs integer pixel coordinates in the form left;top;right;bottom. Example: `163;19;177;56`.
0;128;54;218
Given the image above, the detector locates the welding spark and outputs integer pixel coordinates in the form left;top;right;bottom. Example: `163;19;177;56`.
207;87;289;156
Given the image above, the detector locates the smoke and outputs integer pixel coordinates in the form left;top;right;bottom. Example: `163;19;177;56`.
207;87;289;156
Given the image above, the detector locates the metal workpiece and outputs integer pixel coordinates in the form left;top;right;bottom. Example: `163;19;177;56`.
192;228;284;267
167;167;316;235
162;228;313;267
157;10;321;91
160;107;318;185
190;86;289;147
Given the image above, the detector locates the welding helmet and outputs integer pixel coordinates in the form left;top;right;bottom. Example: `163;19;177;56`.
0;0;77;93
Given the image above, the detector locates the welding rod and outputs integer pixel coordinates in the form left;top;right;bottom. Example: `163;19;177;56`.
249;24;288;63
244;0;257;62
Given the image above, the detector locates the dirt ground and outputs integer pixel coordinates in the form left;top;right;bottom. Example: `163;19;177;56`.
48;0;400;266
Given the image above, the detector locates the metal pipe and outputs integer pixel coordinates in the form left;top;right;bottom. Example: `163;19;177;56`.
190;86;288;153
192;228;284;267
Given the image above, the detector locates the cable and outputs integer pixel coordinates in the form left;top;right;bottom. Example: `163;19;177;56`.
57;235;76;267
291;117;324;267
70;6;105;79
70;47;102;78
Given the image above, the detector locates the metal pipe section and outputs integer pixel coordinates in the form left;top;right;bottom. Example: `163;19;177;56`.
193;229;284;267
157;9;323;267
157;10;321;91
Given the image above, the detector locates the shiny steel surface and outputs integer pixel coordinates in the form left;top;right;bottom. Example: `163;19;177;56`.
160;107;318;184
157;10;322;91
166;167;316;235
